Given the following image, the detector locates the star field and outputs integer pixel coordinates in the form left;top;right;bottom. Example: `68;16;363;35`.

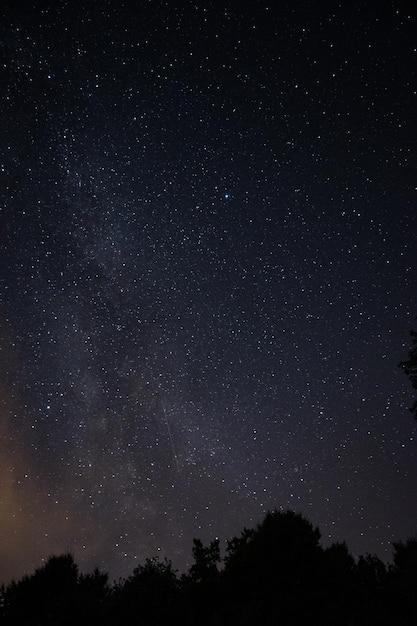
1;1;417;582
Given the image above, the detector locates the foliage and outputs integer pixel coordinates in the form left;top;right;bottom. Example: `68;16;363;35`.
1;511;417;625
110;557;181;626
189;538;220;583
0;553;79;625
399;327;417;419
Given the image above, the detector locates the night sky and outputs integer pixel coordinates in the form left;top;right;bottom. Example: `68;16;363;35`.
1;0;417;583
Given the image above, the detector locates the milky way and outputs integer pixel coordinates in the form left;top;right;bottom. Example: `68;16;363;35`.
1;1;417;582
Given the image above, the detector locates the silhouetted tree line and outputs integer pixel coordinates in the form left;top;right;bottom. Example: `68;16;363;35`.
1;510;417;625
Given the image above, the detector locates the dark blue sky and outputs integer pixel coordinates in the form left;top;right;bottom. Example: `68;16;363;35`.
1;0;416;582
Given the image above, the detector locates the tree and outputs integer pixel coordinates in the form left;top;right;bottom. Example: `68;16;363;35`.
388;538;417;623
111;557;180;626
0;553;78;625
185;539;222;625
189;538;221;584
75;568;110;624
319;542;356;625
223;510;323;625
399;326;417;419
356;554;388;625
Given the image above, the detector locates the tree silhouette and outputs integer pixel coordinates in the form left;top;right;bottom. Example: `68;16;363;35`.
75;568;109;624
223;510;323;625
189;538;221;584
356;553;388;625
0;553;78;625
319;542;356;625
185;538;222;625
111;557;180;626
388;538;417;623
399;326;417;419
2;511;417;625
